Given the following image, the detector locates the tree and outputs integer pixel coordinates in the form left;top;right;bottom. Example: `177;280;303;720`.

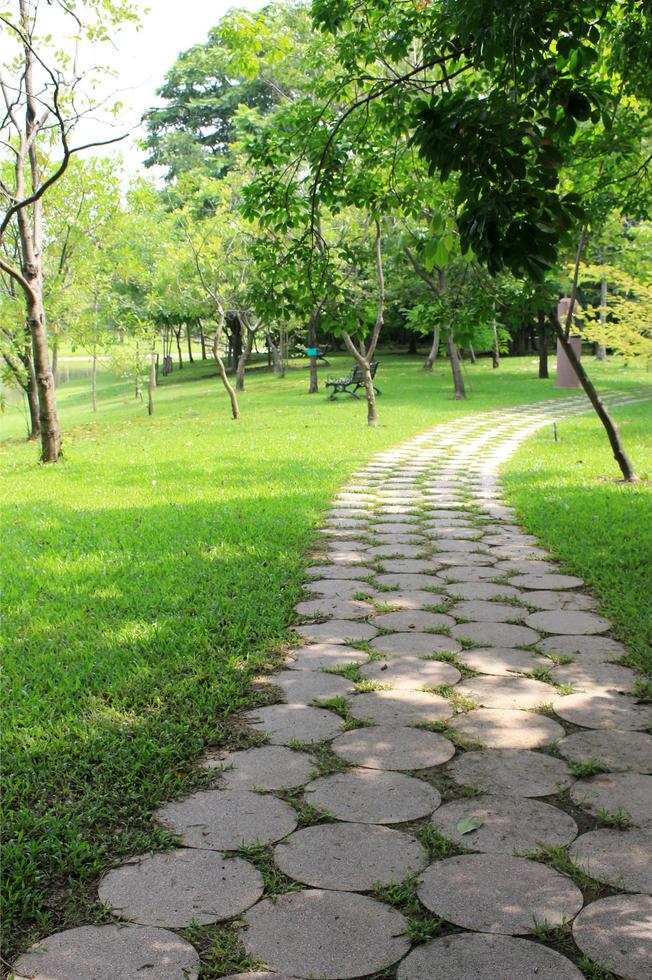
0;0;138;461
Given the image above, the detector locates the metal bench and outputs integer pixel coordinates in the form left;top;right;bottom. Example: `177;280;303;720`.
325;361;381;400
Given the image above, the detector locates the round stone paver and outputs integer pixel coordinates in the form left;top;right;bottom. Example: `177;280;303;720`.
551;661;637;693
495;560;557;575
524;611;610;635
569;829;652;894
372;609;455;631
508;573;585;590
243;704;343;744
379;559;438;575
98;849;263;927
450;708;565;749
306;564;374;580
155;788;297;850
448;749;574;797
374;589;446;610
455;647;547;676
272;670;353;704
521;590;595;611
442;582;523;601
430;795;577;855
374;573;443;591
572;895;652;980
396;933;583;980
457;675;555;710
348;689;454;726
220;974;298;980
417;854;583;934
366;544;424;558
274;823;428;891
552;692;652;731
297;620;377;644
332;725;455;771
537;634;627;661
294;598;373;620
372;631;461;657
448;600;524;623
205;746;314;790
360;656;461;689
304;768;440;823
305;579;373;599
12;925;200;980
570;773;652;827
440;566;503;582
243;890;410;979
451;622;541;648
287;643;369;670
557;729;652;774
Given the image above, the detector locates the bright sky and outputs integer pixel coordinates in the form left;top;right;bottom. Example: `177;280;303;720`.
81;0;266;175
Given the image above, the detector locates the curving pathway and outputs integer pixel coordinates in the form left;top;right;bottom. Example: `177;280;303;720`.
14;390;652;980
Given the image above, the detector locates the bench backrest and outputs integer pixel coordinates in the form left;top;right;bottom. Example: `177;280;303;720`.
351;361;379;382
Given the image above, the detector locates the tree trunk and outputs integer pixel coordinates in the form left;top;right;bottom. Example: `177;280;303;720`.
448;333;466;399
596;278;607;360
342;331;379;426
424;325;441;370
199;322;207;360
468;343;476;364
537;310;549;379
148;354;156;415
92;353;98;412
26;356;40;439
186;323;194;363
175;328;183;369
213;322;240;420
267;331;285;376
307;314;318;393
29;297;62;461
235;322;255;392
51;331;59;387
491;306;500;368
551;316;636;481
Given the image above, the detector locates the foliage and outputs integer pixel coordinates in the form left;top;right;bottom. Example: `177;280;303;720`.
578;263;652;362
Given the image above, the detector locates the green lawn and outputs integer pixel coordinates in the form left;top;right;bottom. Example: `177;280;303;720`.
1;352;650;962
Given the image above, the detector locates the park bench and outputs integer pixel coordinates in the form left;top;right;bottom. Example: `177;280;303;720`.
325;361;381;400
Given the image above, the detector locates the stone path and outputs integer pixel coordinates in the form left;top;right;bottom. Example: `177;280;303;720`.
14;390;652;980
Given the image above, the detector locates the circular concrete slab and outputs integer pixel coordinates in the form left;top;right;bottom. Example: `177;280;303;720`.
375;572;443;591
396;933;584;980
537;634;628;662
272;670;353;704
244;703;343;745
495;560;557;575
305;579;374;599
449;600;524;623
294;598;373;620
436;553;495;566
274;823;428;891
98;848;263;927
450;708;565;749
332;724;455;770
457;675;555;710
525;611;610;635
242;889;410;979
571;773;652;827
448;749;574;797
508;574;584;590
440;566;503;582
455;647;546;676
569;829;652;894
442;582;523;601
521;591;595;612
557;729;652;774
372;632;461;657
372;610;455;631
374;522;424;534
156;788;297;850
12;925;200;980
430;795;577;855
417;853;583;934
380;559;441;574
552;692;652;731
377;589;446;609
306;565;375;579
348;689;454;726
432;538;482;553
205;746;314;790
360;656;461;689
220;974;297;980
297;620;377;644
451;622;541;648
551;661;637;693
286;644;369;671
304;768;440;823
572;895;652;980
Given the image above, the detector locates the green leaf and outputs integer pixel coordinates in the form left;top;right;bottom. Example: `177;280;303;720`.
457;817;483;835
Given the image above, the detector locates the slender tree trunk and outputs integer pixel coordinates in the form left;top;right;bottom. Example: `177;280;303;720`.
468;343;476;364
267;331;284;376
29;296;62;460
148;353;156;415
551;316;636;481
175;328;183;368
235;322;255;392
212;321;240;419
26;357;40;439
537;310;549;379
491;305;500;368
448;333;466;399
307;314;318;393
596;278;607;360
424;325;441;370
51;330;59;387
92;353;97;412
186;322;194;363
199;322;207;360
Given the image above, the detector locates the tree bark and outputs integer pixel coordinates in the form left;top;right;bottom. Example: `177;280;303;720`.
537;310;549;379
468;343;476;364
235;318;256;391
307;313;318;393
199;322;207;360
424;324;441;370
551;316;636;481
491;306;500;368
186;322;194;363
51;330;59;387
267;331;285;376
448;333;466;399
175;327;183;368
213;318;240;419
26;354;40;438
148;353;156;415
596;277;607;360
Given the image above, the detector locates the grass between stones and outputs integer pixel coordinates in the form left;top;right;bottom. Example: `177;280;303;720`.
1;354;649;960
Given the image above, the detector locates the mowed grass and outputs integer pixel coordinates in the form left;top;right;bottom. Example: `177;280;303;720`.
0;351;650;960
503;397;652;677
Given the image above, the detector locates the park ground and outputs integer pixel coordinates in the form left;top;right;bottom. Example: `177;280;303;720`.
1;352;651;965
